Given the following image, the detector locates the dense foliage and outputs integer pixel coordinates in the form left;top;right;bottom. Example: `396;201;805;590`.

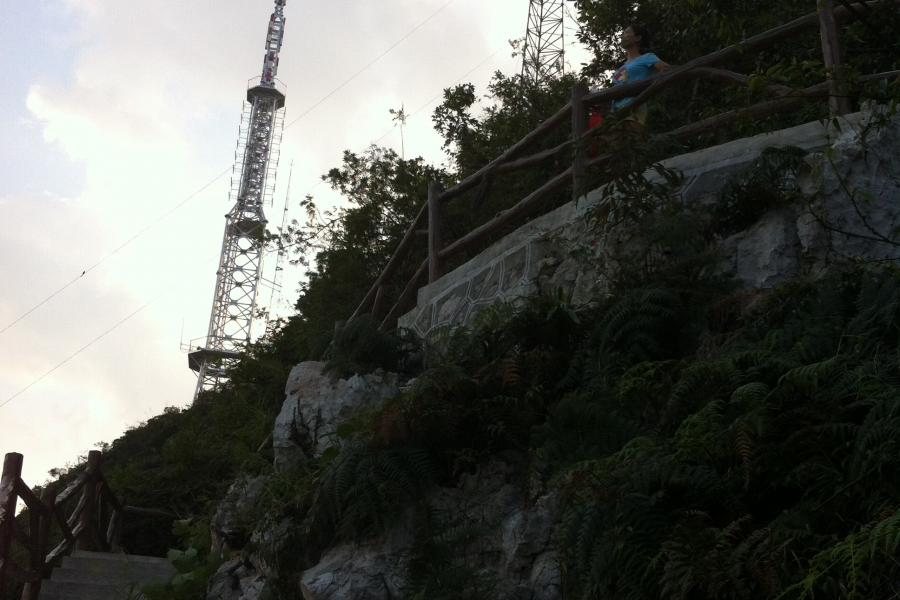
6;2;900;600
577;0;900;141
258;222;900;600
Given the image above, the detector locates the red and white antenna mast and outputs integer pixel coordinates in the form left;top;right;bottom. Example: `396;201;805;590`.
188;0;288;400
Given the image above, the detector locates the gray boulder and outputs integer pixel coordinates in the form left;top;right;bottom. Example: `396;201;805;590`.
797;111;900;266
300;454;561;600
273;362;401;469
211;475;268;552
300;517;413;600
207;556;266;600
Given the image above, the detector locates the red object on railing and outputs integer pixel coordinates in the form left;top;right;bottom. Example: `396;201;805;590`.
345;0;890;333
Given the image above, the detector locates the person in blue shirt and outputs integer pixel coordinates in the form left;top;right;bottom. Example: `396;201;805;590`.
609;24;668;136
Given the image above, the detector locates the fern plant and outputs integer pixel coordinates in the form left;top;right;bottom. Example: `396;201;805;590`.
555;268;900;600
404;503;496;600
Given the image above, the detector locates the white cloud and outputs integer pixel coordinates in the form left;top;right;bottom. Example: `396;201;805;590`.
0;190;201;484
1;0;594;486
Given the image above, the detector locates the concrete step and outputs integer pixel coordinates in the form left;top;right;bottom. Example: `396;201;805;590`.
38;551;175;600
40;579;144;600
54;559;172;578
64;550;172;568
49;566;172;586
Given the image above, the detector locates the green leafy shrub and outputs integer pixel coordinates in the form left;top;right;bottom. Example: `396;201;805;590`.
555;269;900;599
405;504;495;600
142;519;225;600
326;315;421;378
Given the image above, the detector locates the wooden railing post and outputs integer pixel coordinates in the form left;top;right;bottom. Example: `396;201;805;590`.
571;82;590;201
350;2;890;336
819;0;852;115
75;451;101;551
0;453;24;591
23;494;40;600
428;181;444;283
372;284;386;318
93;482;108;551
107;496;124;552
20;488;55;600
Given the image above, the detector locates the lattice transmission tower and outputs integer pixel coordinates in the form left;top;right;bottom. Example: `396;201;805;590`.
188;0;288;400
521;0;579;86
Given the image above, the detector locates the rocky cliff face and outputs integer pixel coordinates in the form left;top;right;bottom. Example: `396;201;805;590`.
206;111;900;600
719;111;900;288
273;362;401;468
207;364;562;600
300;454;560;600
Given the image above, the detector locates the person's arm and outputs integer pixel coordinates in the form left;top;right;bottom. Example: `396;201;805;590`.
641;53;667;73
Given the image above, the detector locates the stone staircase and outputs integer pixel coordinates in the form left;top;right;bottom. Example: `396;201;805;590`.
37;550;175;600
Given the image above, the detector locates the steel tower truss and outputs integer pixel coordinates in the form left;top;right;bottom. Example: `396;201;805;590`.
189;0;287;399
522;0;566;85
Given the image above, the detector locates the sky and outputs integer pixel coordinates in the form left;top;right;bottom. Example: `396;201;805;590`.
0;0;592;487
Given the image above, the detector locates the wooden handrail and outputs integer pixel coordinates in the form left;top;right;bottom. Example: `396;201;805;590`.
51;505;74;544
571;82;590;202
661;70;899;140
348;202;429;323
381;258;429;331
357;2;898;331
122;506;181;520
54;466;97;506
0;453;23;592
438;167;574;262
439;101;574;203
428;181;445;283
592;0;886;115
0;451;178;600
65;494;88;531
12;483;47;517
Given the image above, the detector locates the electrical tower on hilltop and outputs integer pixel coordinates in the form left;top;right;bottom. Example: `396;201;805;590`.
188;0;288;400
521;0;579;85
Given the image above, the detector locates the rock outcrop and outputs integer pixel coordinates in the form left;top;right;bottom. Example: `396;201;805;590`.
211;475;268;552
273;362;401;469
207;112;900;600
207;556;266;600
719;111;900;287
300;453;561;600
208;476;269;600
210;383;561;600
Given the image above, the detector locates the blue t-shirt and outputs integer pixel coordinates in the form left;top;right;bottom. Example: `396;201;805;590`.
610;52;660;111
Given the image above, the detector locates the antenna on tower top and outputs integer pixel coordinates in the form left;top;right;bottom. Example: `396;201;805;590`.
260;0;287;88
187;0;289;400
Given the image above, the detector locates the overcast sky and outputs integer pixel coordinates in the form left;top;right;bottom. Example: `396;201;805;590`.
0;0;591;486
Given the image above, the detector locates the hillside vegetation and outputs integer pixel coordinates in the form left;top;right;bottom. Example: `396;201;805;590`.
5;1;900;599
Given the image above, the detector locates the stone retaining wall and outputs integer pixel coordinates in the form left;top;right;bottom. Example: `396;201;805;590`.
399;115;863;337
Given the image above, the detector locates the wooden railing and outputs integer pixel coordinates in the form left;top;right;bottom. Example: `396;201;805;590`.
349;0;899;331
0;451;177;600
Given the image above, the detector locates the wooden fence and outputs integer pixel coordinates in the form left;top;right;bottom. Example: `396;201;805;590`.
0;451;177;600
349;0;899;331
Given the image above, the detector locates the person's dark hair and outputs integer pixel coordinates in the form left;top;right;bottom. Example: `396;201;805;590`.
628;23;652;54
